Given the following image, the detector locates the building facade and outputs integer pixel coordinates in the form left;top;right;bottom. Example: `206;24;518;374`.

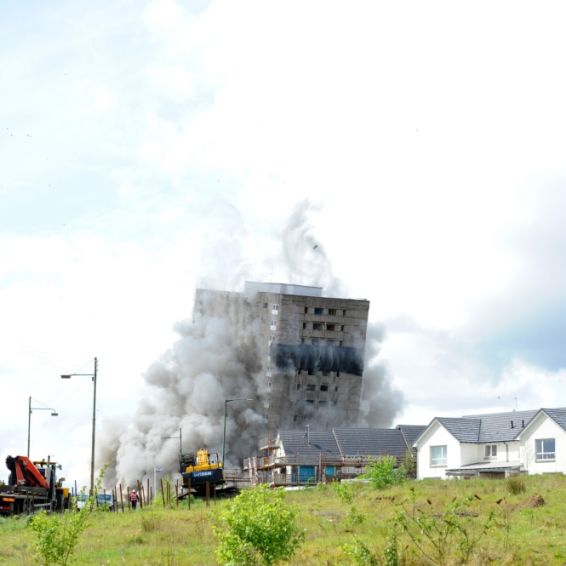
414;407;566;479
193;282;370;435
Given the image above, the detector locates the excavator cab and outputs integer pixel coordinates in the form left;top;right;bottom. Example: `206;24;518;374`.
180;448;224;494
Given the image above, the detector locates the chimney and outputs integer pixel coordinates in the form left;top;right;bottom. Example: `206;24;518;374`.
510;420;514;429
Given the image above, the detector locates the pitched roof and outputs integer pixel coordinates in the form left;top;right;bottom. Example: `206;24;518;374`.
540;408;566;432
436;417;481;442
432;408;566;444
278;431;340;460
333;428;409;459
277;427;416;462
397;424;427;448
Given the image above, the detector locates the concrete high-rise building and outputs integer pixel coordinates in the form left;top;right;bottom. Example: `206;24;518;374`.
193;282;370;433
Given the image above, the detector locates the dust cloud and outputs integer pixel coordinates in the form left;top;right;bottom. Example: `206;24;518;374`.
99;201;402;487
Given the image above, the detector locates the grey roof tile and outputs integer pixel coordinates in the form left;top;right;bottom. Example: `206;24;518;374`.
436;418;481;442
332;428;408;459
467;409;538;442
277;426;419;462
397;424;427;448
540;407;566;432
278;430;340;459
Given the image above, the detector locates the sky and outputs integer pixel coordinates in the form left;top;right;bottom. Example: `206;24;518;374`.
2;0;566;487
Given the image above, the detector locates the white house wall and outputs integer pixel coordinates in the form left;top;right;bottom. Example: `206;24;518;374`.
520;414;566;474
461;441;521;466
460;443;479;466
416;422;461;479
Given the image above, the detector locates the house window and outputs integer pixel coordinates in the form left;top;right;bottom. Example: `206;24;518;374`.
535;438;556;461
313;323;323;331
263;302;268;308
302;322;307;329
314;307;324;315
306;384;315;392
304;306;309;314
328;308;336;315
430;445;447;467
272;304;279;315
484;444;497;459
296;384;301;390
270;320;277;330
327;324;336;331
320;384;328;392
319;400;327;406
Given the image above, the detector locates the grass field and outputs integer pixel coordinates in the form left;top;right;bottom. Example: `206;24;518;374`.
1;474;566;565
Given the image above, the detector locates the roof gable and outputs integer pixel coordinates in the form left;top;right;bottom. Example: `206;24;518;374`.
397;424;427;448
436;417;481;442
541;407;566;432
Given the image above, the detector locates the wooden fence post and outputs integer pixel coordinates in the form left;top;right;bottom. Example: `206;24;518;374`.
137;480;143;509
119;483;124;512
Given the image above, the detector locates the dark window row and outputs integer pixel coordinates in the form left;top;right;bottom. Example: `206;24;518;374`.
304;307;346;316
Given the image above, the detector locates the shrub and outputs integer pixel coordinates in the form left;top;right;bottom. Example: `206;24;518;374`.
140;511;161;533
363;456;406;490
506;476;526;495
342;536;378;566
30;508;89;565
215;485;304;566
394;490;495;565
332;480;355;504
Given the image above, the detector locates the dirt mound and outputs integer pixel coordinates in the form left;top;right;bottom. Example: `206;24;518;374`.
524;494;545;508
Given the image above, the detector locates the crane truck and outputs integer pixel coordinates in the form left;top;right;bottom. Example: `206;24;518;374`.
0;455;70;515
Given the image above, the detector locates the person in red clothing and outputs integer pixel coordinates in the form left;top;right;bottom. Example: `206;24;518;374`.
130;489;138;510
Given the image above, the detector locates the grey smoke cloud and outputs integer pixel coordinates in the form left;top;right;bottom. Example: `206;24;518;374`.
99;200;403;486
282;200;346;297
359;322;404;426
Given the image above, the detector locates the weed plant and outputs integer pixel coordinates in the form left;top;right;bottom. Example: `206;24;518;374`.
0;474;566;564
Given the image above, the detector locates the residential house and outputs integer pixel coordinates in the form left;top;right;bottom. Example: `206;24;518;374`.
414;408;566;479
244;424;425;485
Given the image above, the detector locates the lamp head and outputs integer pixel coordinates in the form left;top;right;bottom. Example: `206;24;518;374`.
51;412;59;417
61;375;71;379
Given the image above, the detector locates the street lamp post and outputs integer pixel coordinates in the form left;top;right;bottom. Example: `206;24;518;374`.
222;398;254;467
27;396;58;458
61;357;98;495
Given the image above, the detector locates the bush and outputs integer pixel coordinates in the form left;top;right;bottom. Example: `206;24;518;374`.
30;508;89;565
332;480;355;504
342;536;378;565
506;476;526;495
395;491;495;565
215;485;304;566
140;511;161;533
363;456;406;489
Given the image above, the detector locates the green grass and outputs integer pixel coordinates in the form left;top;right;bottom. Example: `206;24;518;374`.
1;475;566;564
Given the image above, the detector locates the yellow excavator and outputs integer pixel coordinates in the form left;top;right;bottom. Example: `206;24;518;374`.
180;449;224;494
